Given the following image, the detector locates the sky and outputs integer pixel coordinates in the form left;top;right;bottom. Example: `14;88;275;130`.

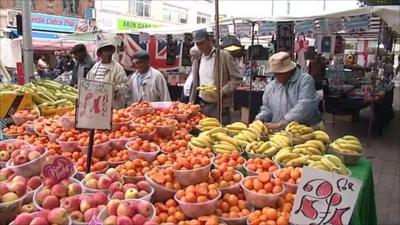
218;0;361;18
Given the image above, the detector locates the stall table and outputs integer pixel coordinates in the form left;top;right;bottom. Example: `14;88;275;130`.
234;89;264;121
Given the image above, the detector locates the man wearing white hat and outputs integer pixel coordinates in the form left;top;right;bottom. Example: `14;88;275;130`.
86;39;128;109
256;52;322;130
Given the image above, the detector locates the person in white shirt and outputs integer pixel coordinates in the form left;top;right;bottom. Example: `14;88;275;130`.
182;46;201;102
127;51;171;103
37;55;48;78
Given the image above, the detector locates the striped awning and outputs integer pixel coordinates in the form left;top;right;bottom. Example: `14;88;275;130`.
59;32;97;42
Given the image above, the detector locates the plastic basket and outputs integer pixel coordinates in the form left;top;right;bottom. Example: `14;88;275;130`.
110;137;136;150
57;139;80;152
174;162;212;187
218;171;244;195
154;120;177;137
11;114;38;126
144;172;176;203
126;143;160;162
0;192;28;225
6;148;48;178
98;199;156;222
174;189;221;219
79;141;110;159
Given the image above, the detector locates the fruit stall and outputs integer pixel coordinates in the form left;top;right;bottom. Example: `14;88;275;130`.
0;97;377;225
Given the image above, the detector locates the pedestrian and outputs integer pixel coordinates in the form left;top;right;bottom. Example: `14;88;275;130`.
256;52;322;130
308;53;326;90
127;51;171;104
86;39;128;109
189;30;242;124
181;45;202;103
70;44;95;87
37;55;49;78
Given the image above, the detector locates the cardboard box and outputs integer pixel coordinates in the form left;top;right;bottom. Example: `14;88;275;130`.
41;106;74;117
0;92;32;118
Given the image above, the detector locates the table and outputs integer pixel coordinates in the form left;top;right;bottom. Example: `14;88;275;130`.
234;89;264;112
348;158;377;225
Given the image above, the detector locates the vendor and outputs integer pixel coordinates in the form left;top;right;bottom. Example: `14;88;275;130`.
70;44;95;87
127;51;171;104
255;52;322;130
86;39;128;109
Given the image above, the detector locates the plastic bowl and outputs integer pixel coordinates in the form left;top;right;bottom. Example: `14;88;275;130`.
243;161;281;177
0;139;31;167
34;125;47;137
126;143;160;162
44;128;59;143
98;199;156;222
6;148;48;178
8;210;72;225
213;159;246;171
74;164;109;180
23;123;36;135
11;114;38;126
0;192;28;225
122;175;145;184
220;214;249;225
174;189;221;218
218;171;244;195
240;176;285;209
33;178;83;210
144;172;177;202
327;147;363;166
112;120;131;131
129;107;154;117
138;130;156;141
154;120;177;137
60;116;75;130
82;180;109;194
79;141;111;159
175;113;190;122
108;185;154;202
150;102;172;111
2;134;18;139
174;162;212;187
272;170;299;194
57;139;80;152
110;137;136;150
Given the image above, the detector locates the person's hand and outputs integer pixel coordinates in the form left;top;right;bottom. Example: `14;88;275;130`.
265;122;284;131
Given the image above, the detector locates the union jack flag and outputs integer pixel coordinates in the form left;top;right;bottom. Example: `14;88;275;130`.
117;33;181;72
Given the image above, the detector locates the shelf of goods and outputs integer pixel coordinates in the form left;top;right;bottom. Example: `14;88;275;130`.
0;101;375;225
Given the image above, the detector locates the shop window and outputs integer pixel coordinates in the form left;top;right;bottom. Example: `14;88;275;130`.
129;0;151;17
63;0;79;15
15;0;35;10
163;4;188;24
197;12;211;24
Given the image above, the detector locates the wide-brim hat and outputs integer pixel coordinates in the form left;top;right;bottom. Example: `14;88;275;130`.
269;51;297;74
96;39;115;56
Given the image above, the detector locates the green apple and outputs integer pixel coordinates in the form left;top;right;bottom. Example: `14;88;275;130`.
124;188;138;199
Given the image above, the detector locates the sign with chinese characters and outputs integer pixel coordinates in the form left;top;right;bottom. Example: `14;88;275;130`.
76;79;113;130
290;167;363;225
42;157;74;182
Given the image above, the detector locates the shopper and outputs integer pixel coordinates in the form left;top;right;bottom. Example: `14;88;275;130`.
86;40;128;109
256;52;322;130
70;44;95;87
308;53;326;90
189;30;242;124
127;51;171;104
37;55;49;78
182;46;202;103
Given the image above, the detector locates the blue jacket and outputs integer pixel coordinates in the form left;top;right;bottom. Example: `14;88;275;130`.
255;69;321;126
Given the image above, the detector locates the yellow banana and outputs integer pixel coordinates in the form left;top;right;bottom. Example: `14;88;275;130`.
335;142;363;153
320;157;339;171
241;130;257;142
313;131;331;144
213;133;240;149
286;155;310;166
300;127;314;134
207;127;227;135
310;155;323;161
301;133;315;140
342;135;360;142
263;146;280;156
305;140;326;152
259;142;270;152
275;152;301;162
307;146;323;155
213;148;232;154
324;154;347;175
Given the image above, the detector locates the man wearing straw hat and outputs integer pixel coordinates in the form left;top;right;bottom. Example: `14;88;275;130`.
256;51;322;130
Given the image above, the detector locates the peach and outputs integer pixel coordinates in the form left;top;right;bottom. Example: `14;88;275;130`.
43;177;57;187
63;196;80;212
70;210;84;222
27;176;42;190
80;197;96;213
104;215;117;225
116;216;133;225
51;184;67;198
117;202;134;217
1;192;18;202
47;207;68;225
98;176;113;189
30;217;49;225
68;182;83;196
132;214;147;225
9;181;27;197
83;172;98;182
14;212;33;225
84;208;99;222
137;190;149;199
42;195;60;209
122;183;139;192
93;192;108;205
107;199;121;215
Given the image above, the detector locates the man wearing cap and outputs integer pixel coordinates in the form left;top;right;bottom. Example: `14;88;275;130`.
256;52;322;130
189;30;242;124
127;51;171;103
70;44;95;87
86;39;128;109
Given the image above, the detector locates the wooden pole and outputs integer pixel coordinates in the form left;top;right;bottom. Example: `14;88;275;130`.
214;0;222;122
85;129;95;173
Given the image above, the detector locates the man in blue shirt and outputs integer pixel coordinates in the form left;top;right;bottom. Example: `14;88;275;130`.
256;52;322;130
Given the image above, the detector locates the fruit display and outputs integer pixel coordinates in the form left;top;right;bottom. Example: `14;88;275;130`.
151;153;177;168
242;172;284;195
245;158;280;175
108;180;153;201
274;167;302;194
216;193;250;220
309;154;350;175
62;192;107;223
213;151;246;169
245;131;292;158
126;138;159;153
13;207;71;225
115;159;152;181
146;167;182;191
330;135;364;155
0;175;28;203
11;110;39;126
3;125;27;137
197;117;222;131
285;121;315;144
232;120;268;147
0;140;31;165
208;166;243;190
82;168;123;192
154;199;186;224
172;148;213;170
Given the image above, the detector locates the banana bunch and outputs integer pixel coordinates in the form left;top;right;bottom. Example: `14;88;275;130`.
285;121;315;141
292;140;326;156
197;85;217;93
269;132;292;148
233;120;267;147
309;154;349;175
245;140;280;157
274;147;306;166
198;117;222;131
313;130;331;144
189;134;214;149
225;122;248;135
212;133;241;154
330;135;363;155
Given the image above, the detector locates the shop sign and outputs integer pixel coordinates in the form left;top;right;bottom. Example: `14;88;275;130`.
295;20;315;35
258;21;276;36
276;21;294;57
345;14;370;32
218;24;229;38
290;167;363;225
328;18;345;34
76;79;113;130
235;22;252;38
116;18;159;31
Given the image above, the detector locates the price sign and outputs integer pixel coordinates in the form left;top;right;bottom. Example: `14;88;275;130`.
76;79;113;130
42;157;74;182
290;167;363;225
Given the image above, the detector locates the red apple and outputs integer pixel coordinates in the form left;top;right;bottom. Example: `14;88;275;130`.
47;207;68;225
80;197;95;213
70;210;84;222
9;181;27;197
51;184;67;198
68;182;82;196
63;196;80;212
108;181;123;194
136;181;151;192
106;199;121;215
117;202;134;217
27;176;43;190
0;151;10;161
137;201;153;217
44;177;57;187
83;172;98;182
84;208;99;222
29;217;49;225
116;216;133;225
143;221;158;225
60;179;71;188
12;175;27;184
103;215;117;225
27;150;41;161
0;183;10;195
85;179;98;189
14;212;33;225
35;189;51;204
132;214;148;225
1;192;18;202
111;191;124;200
92;192;108;205
122;183;138;192
42;195;60;209
31;145;45;154
98;176;113;189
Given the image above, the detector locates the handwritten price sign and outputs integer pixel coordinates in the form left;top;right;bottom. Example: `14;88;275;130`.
76;79;113;130
290;167;363;225
42;157;74;182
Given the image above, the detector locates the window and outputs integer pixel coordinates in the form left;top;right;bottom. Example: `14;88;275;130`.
63;0;79;15
129;0;151;17
15;0;35;10
162;4;188;24
197;12;211;24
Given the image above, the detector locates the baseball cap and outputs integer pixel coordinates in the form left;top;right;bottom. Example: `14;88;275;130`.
193;30;210;43
132;51;150;63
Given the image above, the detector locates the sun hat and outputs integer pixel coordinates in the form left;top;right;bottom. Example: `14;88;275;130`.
269;52;297;74
96;39;115;56
132;51;150;63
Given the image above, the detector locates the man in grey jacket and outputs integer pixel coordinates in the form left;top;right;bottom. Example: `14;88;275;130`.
256;52;322;130
189;30;242;124
70;44;95;87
